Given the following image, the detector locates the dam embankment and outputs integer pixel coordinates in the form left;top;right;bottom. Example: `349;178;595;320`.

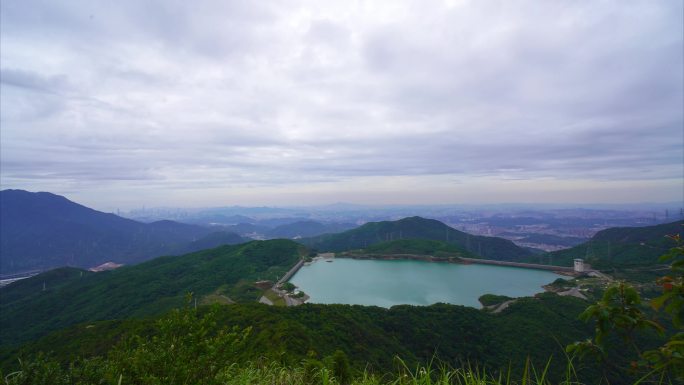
277;259;305;285
336;254;577;274
458;257;576;273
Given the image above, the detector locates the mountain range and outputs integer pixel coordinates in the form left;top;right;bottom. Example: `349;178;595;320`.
5;189;680;276
0;190;679;384
0;190;246;275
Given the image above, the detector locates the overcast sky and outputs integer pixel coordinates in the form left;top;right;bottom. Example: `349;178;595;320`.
1;0;682;210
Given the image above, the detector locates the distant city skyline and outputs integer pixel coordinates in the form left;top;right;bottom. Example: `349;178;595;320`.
1;1;682;210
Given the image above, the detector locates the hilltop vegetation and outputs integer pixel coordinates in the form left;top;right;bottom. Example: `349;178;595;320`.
6;290;673;383
363;239;473;255
2;294;598;381
533;220;683;268
351;239;478;259
0;267;92;305
0;239;303;346
302;217;532;261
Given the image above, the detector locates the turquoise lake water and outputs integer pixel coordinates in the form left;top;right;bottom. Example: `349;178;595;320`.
289;258;564;308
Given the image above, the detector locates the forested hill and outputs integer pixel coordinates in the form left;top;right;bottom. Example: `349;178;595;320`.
0;190;244;274
3;294;595;381
533;220;683;268
266;220;357;239
301;216;533;261
359;239;479;259
0;239;304;346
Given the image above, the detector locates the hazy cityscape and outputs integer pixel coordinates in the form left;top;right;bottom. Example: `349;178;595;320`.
122;203;683;251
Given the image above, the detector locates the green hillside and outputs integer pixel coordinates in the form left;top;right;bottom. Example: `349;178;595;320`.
3;294;599;381
302;217;532;261
1;224;679;384
531;220;683;268
0;239;304;346
0;267;93;305
357;239;479;259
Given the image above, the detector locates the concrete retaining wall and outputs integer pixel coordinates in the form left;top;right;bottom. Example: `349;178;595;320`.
277;258;304;285
459;257;575;272
340;254;575;273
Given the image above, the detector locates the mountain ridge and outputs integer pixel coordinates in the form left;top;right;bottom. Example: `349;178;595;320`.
533;220;683;268
0;189;244;274
301;216;533;261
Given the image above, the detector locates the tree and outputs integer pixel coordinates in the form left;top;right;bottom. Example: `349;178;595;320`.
643;234;684;379
330;350;352;385
109;297;251;384
567;233;684;382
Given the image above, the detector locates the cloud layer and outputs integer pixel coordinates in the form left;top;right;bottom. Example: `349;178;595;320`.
1;0;682;208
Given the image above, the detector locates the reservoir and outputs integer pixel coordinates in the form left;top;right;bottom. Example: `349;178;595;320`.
289;258;564;308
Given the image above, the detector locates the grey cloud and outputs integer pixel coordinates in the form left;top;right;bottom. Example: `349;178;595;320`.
0;68;70;93
306;20;350;48
1;0;682;206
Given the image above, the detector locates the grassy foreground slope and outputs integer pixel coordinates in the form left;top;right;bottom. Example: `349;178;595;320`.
532;220;683;268
3;294;596;381
0;239;303;346
302;217;532;261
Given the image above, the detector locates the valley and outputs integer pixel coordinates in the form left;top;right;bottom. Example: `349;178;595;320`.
3;1;682;382
0;190;681;384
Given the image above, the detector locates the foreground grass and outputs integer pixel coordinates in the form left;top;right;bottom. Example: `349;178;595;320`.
2;357;590;385
2;299;677;385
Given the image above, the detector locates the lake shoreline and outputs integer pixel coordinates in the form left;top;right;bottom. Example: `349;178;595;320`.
290;257;567;308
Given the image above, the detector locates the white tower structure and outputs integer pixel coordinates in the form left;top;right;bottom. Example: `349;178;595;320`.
574;258;585;273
